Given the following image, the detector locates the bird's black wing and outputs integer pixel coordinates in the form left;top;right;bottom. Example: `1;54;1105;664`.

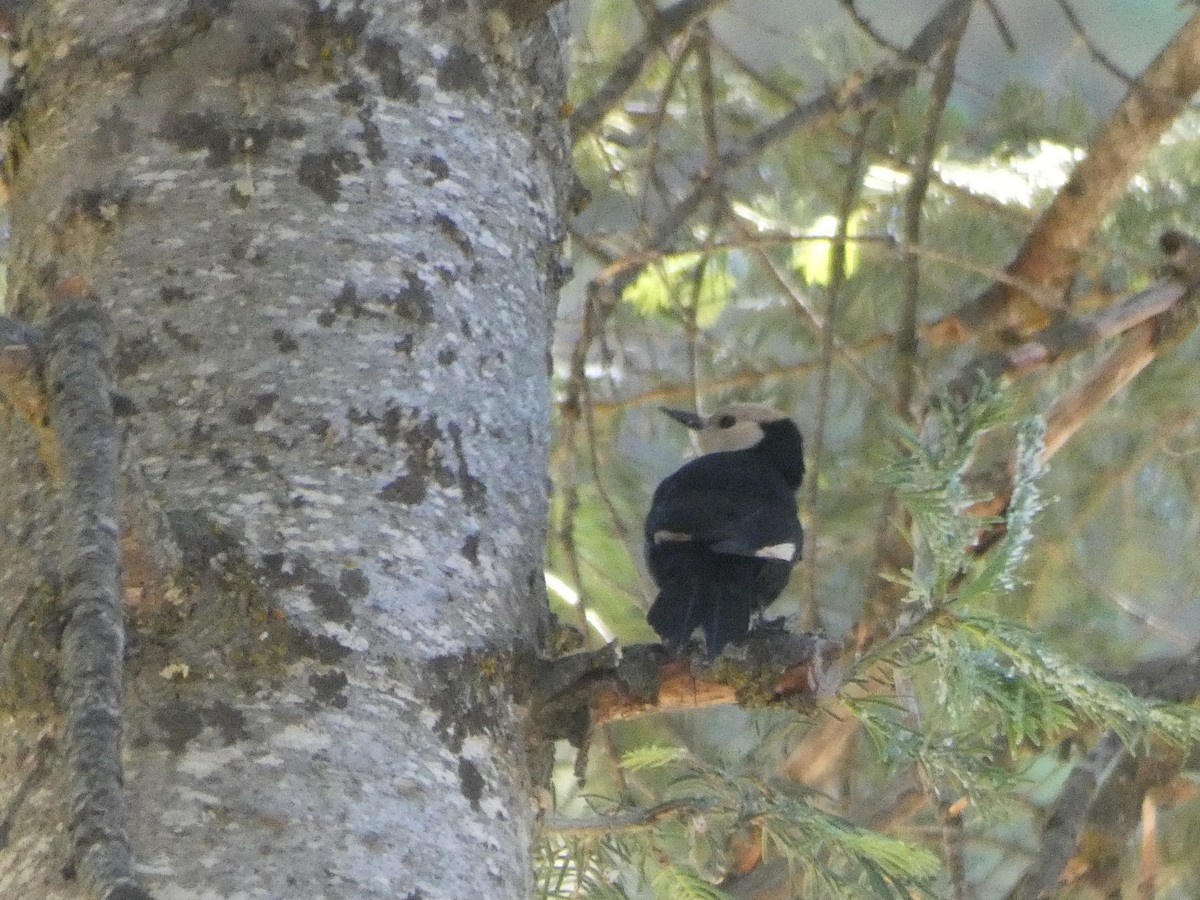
645;456;801;560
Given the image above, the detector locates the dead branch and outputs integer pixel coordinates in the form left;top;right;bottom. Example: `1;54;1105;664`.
1041;307;1189;458
1054;0;1136;86
897;6;970;416
957;278;1185;389
1040;231;1200;457
805;117;872;632
1007;637;1200;899
941;231;1200;456
543;799;713;836
44;278;151;900
1006;731;1127;900
837;0;904;55
981;0;1016;52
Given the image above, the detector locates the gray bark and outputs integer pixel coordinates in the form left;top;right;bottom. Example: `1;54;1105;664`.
0;1;568;898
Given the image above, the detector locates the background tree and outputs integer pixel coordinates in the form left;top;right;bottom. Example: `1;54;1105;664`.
0;1;569;898
546;1;1200;897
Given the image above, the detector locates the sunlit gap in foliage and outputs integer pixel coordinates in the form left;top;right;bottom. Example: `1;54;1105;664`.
547;571;616;642
865;140;1083;207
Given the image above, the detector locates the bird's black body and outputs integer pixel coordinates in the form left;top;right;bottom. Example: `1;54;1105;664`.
645;408;804;657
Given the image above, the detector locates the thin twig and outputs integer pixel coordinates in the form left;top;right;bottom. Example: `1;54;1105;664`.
805;117;872;631
980;0;1016;52
557;283;607;642
897;8;968;418
637;28;695;221
741;227;892;405
569;0;729;140
544;799;712;836
635;0;976;288
584;331;895;413
1054;0;1136;86
838;0;904;55
585;232;896;286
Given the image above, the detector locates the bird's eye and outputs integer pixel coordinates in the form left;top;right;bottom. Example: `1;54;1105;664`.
717;414;736;429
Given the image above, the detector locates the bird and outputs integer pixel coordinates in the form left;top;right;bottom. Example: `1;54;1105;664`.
644;404;804;658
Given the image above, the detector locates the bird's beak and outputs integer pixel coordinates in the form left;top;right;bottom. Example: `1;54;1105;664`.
659;407;704;430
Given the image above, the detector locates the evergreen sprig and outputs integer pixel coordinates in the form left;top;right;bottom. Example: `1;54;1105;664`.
880;376;1012;593
851;381;1200;820
540;749;939;899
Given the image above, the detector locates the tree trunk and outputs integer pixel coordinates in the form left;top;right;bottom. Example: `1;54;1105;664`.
0;1;568;897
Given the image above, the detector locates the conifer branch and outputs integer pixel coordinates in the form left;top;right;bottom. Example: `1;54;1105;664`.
530;631;840;738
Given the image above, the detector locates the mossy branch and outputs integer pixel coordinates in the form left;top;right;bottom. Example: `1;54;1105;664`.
530;629;840;745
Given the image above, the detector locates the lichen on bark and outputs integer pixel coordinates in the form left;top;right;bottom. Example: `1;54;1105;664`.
0;1;569;896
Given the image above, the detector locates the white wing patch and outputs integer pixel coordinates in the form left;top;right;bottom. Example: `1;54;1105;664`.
754;542;796;561
653;530;694;544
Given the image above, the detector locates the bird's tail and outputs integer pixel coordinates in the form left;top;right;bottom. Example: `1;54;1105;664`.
647;572;706;655
702;581;751;659
647;551;753;658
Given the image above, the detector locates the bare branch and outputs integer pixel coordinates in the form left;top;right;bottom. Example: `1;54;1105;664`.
1055;0;1136;86
929;8;1200;344
981;0;1016;52
940;231;1200;422
44;277;152;900
568;0;729;140
962;278;1187;390
949;232;1200;569
805;118;872;632
897;6;970;416
544;799;713;836
530;632;840;738
838;0;904;55
1041;231;1200;456
1007;636;1200;900
639;0;975;273
1006;731;1127;900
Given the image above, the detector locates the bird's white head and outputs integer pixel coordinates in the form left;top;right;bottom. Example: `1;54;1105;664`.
661;403;791;455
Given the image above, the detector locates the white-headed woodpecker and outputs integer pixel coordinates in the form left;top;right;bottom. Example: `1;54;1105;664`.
645;404;804;658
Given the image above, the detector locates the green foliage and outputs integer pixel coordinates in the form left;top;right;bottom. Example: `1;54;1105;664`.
622;744;690;772
621;253;734;327
879;377;1012;595
540;749;938;900
978;83;1094;154
848;382;1200;817
536;836;629;900
650;867;732;900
